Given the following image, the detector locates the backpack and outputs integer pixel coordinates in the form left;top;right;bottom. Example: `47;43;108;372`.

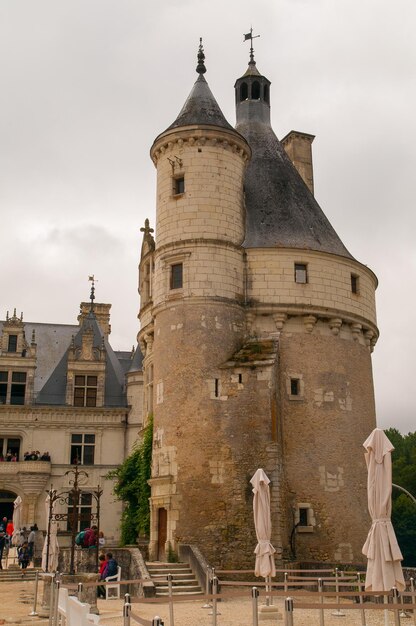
75;530;86;546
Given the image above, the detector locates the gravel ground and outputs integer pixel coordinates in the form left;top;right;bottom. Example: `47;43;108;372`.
0;578;412;626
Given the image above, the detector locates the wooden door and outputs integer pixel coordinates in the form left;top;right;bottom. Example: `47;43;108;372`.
157;508;167;561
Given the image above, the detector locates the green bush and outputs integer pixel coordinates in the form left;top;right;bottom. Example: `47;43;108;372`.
107;415;153;545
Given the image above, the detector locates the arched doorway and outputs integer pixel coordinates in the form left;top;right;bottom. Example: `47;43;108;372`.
0;490;17;524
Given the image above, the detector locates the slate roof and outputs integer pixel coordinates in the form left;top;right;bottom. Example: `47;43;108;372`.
0;321;77;396
161;74;235;135
36;312;128;407
235;63;353;258
128;345;144;373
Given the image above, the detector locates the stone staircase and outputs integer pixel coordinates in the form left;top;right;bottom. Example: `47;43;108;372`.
146;561;202;597
0;566;39;581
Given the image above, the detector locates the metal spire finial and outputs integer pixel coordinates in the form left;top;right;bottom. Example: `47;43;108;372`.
196;37;206;75
88;275;96;312
243;27;260;64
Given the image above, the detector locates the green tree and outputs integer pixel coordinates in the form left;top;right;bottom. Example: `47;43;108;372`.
107;415;153;545
385;427;416;566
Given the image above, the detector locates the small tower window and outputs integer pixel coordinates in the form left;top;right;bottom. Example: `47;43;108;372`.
264;84;270;104
252;81;261;99
7;335;17;352
351;274;359;294
240;82;248;101
214;378;219;398
290;378;300;396
294;263;308;284
298;507;309;527
170;263;183;290
174;176;185;195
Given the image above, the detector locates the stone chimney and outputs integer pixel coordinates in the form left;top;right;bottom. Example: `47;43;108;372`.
281;130;315;195
78;302;111;337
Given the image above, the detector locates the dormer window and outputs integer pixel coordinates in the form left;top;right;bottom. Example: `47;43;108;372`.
74;375;98;407
7;335;17;353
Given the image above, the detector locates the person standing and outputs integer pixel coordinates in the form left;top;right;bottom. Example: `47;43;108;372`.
18;541;30;576
6;520;13;540
0;531;6;569
27;525;37;562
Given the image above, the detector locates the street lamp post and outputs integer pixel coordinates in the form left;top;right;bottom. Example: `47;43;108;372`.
45;464;102;575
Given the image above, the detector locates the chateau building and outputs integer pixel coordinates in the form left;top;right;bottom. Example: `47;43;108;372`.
138;42;378;566
0;300;143;541
1;40;379;568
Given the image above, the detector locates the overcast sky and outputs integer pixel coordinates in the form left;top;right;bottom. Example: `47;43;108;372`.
1;1;415;434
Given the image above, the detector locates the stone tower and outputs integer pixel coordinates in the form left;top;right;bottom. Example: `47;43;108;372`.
138;43;378;566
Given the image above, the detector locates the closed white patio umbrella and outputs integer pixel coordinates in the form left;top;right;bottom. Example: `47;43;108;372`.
41;493;59;572
362;428;405;592
11;496;22;547
250;468;276;578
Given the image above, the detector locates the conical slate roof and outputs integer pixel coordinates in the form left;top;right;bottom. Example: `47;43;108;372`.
164;74;234;133
36;312;127;407
160;41;235;136
235;63;353;258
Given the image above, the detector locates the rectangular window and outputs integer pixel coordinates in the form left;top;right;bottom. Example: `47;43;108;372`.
294;263;308;284
7;335;17;352
73;375;98;407
174;176;185;195
10;372;26;405
0;371;7;405
351;274;359;294
70;433;95;465
67;491;93;532
214;379;219;398
0;437;21;460
170;263;183;289
298;507;309;526
290;378;300;396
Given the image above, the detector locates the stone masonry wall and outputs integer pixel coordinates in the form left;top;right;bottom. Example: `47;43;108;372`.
279;330;376;564
151;128;249;249
246;248;377;327
151;302;282;568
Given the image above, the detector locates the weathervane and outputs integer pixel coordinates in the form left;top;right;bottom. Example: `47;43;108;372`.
243;27;260;64
88;274;97;312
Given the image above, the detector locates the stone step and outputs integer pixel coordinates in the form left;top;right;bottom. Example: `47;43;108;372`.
146;561;189;569
152;572;195;583
154;578;199;587
146;561;203;596
0;571;38;581
148;570;194;577
156;589;203;596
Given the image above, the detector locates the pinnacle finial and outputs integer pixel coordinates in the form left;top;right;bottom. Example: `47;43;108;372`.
196;37;206;75
140;218;154;238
